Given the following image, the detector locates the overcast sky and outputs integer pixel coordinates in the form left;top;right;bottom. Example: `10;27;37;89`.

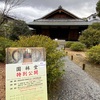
0;0;99;22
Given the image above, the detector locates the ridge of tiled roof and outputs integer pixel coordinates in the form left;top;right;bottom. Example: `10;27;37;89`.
35;6;80;20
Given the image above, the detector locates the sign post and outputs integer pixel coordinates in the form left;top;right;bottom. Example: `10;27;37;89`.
6;47;48;100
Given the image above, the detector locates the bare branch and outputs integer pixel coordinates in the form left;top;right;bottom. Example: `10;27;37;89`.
0;0;24;26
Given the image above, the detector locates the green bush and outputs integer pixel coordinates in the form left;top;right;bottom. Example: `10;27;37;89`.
0;20;32;41
70;42;86;51
86;45;100;64
0;37;13;62
65;41;74;48
79;23;100;48
12;35;65;90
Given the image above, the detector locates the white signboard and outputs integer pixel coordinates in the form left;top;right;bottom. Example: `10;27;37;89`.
6;47;48;100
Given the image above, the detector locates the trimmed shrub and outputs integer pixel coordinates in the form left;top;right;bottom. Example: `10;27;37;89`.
65;41;74;48
86;45;100;64
12;35;65;90
0;37;13;62
70;42;86;51
79;23;100;48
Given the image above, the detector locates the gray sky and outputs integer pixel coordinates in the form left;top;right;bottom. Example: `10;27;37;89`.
0;0;99;22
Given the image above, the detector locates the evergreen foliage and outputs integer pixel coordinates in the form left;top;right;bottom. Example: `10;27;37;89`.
0;20;32;40
86;45;100;64
65;41;74;48
0;37;13;62
70;42;85;51
96;0;100;17
12;35;65;90
79;23;100;48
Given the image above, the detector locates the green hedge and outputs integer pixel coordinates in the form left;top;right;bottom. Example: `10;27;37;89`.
86;45;100;64
79;23;100;48
70;42;86;51
0;37;13;62
65;41;74;48
12;35;65;90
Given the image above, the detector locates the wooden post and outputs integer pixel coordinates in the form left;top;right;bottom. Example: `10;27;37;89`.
82;64;85;70
71;55;73;60
64;46;65;50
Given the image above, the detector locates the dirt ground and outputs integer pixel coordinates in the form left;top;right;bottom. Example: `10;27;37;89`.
0;63;5;100
65;48;100;85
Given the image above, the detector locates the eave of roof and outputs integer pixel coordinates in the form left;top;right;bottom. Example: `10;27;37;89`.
28;19;95;26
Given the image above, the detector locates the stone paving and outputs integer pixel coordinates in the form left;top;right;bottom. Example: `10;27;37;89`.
50;57;100;100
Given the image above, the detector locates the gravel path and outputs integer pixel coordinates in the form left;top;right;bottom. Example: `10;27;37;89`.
50;57;100;100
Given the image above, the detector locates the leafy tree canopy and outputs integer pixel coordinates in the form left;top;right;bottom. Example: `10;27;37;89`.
96;0;100;17
79;23;100;48
10;20;32;40
0;20;32;40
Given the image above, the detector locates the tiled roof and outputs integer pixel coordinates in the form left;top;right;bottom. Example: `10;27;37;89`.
28;19;96;26
40;6;80;19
